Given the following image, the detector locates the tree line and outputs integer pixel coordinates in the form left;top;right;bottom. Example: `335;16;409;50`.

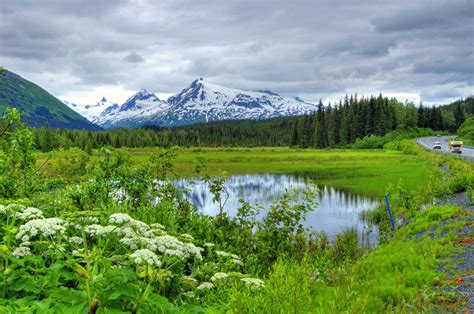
2;95;472;151
290;94;470;148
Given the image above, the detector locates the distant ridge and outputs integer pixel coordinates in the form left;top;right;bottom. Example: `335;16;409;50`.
0;70;100;130
77;78;316;129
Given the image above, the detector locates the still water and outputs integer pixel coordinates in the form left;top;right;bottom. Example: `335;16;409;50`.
174;173;379;241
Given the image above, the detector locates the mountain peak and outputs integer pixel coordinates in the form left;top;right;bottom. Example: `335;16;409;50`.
258;90;280;96
100;97;107;102
137;88;150;94
190;78;205;89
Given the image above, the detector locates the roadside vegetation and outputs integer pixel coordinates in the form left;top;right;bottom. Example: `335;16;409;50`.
457;116;474;146
0;108;473;312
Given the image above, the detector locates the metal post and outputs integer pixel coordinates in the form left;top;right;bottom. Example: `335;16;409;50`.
385;195;395;230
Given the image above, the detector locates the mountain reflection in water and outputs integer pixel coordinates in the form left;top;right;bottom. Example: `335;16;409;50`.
174;173;379;241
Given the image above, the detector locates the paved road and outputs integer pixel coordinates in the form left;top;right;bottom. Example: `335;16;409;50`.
417;136;474;162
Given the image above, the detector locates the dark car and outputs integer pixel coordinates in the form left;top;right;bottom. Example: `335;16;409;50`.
433;142;442;150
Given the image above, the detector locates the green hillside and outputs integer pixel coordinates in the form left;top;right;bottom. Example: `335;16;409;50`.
0;69;100;130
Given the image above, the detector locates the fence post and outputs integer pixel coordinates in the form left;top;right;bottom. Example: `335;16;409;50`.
385;195;396;230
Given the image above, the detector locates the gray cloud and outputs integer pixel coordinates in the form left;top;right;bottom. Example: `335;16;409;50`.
123;52;145;63
0;0;472;105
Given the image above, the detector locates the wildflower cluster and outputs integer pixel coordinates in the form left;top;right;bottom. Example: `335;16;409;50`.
149;235;203;260
4;204;265;303
241;277;266;290
12;246;31;258
16;218;68;243
210;272;229;282
0;204;44;221
130;249;162;267
197;282;215;290
216;250;243;265
17;207;44;221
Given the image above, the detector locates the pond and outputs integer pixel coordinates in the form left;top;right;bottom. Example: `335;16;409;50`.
174;173;379;243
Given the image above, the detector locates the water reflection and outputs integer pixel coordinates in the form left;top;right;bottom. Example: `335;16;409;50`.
174;173;379;242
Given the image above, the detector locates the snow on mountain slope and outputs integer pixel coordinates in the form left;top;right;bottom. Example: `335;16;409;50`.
85;79;315;129
158;78;316;127
92;89;169;129
63;97;118;121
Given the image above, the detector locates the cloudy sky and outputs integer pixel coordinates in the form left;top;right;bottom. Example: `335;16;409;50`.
1;0;473;106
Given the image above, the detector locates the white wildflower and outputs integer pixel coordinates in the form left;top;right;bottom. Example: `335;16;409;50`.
16;218;68;242
203;243;215;248
17;207;44;221
216;250;242;265
109;213;133;225
120;237;149;251
0;205;6;214
72;248;84;255
183;291;195;298
5;204;25;213
84;224;116;237
69;236;83;245
210;272;229;282
130;249;162;267
150;235;202;260
241;278;265;290
109;213;152;238
151;223;166;230
12;246;31;258
197;282;214;290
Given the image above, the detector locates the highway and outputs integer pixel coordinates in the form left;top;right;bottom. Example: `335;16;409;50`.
417;136;474;162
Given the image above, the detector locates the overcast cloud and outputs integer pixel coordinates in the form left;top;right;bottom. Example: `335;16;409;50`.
0;0;472;105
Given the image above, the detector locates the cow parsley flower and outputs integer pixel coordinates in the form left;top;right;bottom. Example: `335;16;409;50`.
216;250;242;265
84;224;116;237
16;218;68;242
241;277;265;290
17;207;44;221
197;282;214;290
109;213;133;225
109;213;153;238
12;246;31;258
120;236;149;251
69;236;83;245
150;235;202;260
203;242;215;248
183;291;195;298
210;272;229;282
151;223;165;230
130;249;162;267
216;250;231;257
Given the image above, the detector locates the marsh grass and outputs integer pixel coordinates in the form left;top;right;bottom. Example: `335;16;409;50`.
37;146;432;198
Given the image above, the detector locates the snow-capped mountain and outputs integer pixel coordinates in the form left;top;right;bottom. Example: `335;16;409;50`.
66;79;316;129
63;97;118;121
92;89;168;129
157;78;316;127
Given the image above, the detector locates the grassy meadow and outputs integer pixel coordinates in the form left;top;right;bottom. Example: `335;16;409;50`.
38;146;432;199
1;132;472;312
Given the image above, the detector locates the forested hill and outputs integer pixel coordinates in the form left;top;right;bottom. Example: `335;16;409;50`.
8;94;473;151
0;69;100;130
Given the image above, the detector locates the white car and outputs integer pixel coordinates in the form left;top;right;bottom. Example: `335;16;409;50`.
433;142;442;150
